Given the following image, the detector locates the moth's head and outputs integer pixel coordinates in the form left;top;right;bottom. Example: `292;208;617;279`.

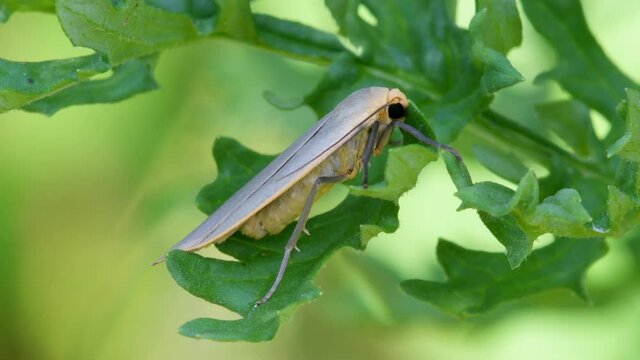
386;88;409;121
373;88;409;155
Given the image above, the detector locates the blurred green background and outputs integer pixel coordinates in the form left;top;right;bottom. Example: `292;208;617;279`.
1;1;640;359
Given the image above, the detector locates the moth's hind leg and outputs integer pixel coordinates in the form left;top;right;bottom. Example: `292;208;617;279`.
255;174;346;306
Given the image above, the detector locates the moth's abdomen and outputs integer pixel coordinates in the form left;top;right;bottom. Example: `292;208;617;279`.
240;130;369;239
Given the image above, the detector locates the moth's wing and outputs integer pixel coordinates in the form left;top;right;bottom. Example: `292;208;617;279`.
162;87;390;256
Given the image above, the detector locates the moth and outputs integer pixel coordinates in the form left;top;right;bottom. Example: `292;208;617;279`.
158;87;460;305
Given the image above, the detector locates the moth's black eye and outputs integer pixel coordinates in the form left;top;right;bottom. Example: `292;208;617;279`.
388;103;405;119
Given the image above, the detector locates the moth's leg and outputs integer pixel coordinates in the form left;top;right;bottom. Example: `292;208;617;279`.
391;121;463;162
255;174;346;306
361;121;380;189
377;125;402;147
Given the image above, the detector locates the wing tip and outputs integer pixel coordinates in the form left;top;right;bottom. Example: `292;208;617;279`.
151;255;166;266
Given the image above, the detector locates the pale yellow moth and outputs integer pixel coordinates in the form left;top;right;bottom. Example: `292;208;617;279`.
157;87;460;305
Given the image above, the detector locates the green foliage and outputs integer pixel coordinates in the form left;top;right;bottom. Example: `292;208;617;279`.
0;54;109;112
6;0;640;343
56;0;204;64
401;237;607;317
609;89;640;162
474;0;522;54
23;56;158;115
521;0;636;139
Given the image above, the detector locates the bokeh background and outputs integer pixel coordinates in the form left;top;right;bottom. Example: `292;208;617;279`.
1;1;640;359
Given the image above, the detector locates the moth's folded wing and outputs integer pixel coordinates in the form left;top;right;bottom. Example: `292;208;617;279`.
155;87;390;263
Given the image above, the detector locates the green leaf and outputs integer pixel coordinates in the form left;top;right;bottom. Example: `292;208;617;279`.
471;41;524;93
178;317;279;342
607;185;640;236
472;144;528;183
474;0;522;54
455;173;594;240
56;0;205;64
454;171;539;268
167;137;437;341
443;151;473;190
508;170;539;215
531;189;594;237
455;170;538;218
479;212;531;268
350;144;437;202
0;53;109;113
456;181;515;216
454;170;607;266
401;237;608;316
521;0;637;138
22;56;158;115
609;89;640;162
0;0;54;22
469;7;524;93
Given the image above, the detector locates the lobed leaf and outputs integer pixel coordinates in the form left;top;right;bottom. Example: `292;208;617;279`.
469;7;524;93
0;54;109;113
452;161;602;267
609;89;640;163
456;181;515;216
530;189;594;237
474;0;522;54
606;185;640;236
521;0;637;139
22;56;158;115
479;212;531;268
401;237;608;317
56;0;206;64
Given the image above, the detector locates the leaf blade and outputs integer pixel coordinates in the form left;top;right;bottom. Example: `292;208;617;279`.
401;237;608;316
521;0;637;138
0;53;109;113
